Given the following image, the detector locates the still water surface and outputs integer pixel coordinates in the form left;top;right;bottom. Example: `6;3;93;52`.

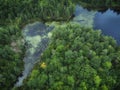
74;5;120;44
94;9;120;44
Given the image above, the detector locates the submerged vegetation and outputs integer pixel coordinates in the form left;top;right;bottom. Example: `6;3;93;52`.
0;0;120;90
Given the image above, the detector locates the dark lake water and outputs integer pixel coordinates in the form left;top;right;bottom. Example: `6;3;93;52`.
94;9;120;44
74;5;120;44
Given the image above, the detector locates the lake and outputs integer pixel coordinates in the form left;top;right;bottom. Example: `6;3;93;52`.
94;9;120;44
74;5;120;44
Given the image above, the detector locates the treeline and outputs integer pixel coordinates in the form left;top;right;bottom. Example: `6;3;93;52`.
0;0;77;25
20;24;120;90
1;0;119;25
79;0;120;12
79;0;120;6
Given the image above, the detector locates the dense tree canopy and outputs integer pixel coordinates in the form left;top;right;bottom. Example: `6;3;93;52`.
0;25;24;90
0;0;77;25
20;23;120;90
78;0;120;13
1;0;119;25
0;0;120;90
79;0;120;7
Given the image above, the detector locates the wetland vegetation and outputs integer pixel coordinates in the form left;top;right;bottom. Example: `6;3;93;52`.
0;0;120;90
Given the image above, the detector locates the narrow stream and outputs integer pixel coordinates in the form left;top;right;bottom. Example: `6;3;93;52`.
15;22;54;87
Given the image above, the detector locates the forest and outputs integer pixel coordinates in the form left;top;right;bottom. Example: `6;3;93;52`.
0;0;120;90
20;24;120;90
